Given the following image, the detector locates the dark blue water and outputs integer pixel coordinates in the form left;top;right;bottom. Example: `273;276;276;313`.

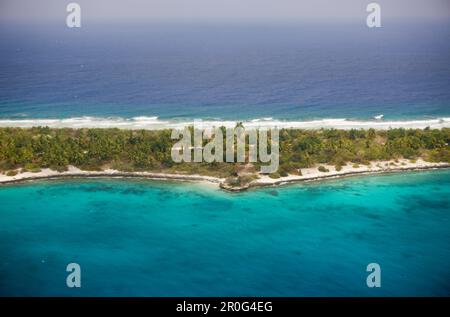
1;21;450;121
0;170;449;296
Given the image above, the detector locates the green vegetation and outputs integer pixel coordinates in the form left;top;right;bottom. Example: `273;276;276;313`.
22;163;42;173
318;166;329;173
224;174;257;187
0;127;449;178
6;170;18;176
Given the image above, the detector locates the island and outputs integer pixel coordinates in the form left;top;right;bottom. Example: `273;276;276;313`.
1;126;449;191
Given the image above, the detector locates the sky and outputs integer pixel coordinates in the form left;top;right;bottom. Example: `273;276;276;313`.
1;0;449;23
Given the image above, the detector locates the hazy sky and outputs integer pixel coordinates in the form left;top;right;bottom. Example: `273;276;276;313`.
1;0;449;22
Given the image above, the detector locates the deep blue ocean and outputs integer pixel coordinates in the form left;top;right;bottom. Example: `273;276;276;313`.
0;171;449;296
1;20;450;296
0;21;450;121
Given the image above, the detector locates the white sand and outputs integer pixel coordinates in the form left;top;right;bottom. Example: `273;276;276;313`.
0;159;449;190
0;165;224;185
255;158;450;187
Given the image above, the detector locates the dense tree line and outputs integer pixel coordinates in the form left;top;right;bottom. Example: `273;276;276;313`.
0;127;449;178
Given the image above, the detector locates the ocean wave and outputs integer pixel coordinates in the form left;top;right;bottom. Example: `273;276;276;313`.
250;117;274;122
373;114;384;120
0;116;449;130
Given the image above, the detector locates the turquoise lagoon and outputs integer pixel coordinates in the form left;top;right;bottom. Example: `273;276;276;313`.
0;170;449;296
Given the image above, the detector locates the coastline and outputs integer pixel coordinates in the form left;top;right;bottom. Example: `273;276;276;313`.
0;166;224;187
250;160;450;190
1;159;449;191
0;116;450;130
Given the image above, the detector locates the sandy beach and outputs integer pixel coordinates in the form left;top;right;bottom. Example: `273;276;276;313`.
253;158;450;187
1;159;449;191
0;166;224;186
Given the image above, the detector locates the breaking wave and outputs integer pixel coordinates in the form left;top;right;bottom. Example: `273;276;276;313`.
0;116;449;130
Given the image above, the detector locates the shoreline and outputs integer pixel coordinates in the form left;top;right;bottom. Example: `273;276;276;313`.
0;166;224;187
1;159;449;191
0;116;450;130
250;164;450;190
